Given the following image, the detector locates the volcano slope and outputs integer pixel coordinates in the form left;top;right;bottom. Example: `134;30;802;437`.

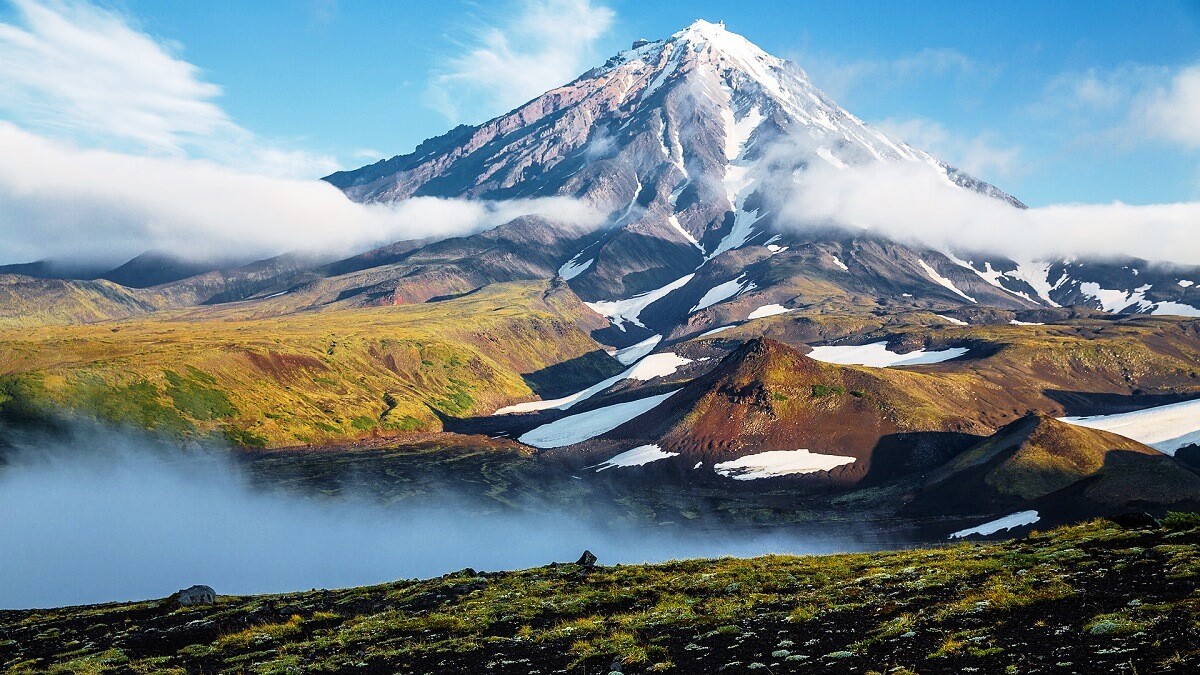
905;414;1200;520
527;311;1200;467
0;281;621;448
3;517;1199;674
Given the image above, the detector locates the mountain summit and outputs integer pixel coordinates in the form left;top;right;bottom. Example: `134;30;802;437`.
322;21;1198;341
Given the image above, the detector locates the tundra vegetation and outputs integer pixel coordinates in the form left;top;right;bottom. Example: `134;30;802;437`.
2;517;1199;674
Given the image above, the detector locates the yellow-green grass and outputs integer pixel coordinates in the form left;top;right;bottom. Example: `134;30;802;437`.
3;517;1198;673
0;281;612;447
695;308;1200;433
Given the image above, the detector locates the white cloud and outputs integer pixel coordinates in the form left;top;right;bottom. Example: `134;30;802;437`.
425;0;616;123
1139;64;1200;149
876;117;1023;180
772;159;1200;265
0;0;337;177
0;123;605;265
1036;63;1200;152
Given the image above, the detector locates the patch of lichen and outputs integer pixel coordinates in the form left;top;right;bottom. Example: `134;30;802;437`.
0;282;615;448
3;518;1197;674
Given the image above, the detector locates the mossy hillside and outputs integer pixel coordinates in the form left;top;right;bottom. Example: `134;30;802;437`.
3;518;1199;674
651;339;984;463
694;310;1200;430
0;282;614;447
0;275;168;328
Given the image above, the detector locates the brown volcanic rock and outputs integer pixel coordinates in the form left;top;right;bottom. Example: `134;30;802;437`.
321;21;1041;326
905;413;1200;517
595;337;971;484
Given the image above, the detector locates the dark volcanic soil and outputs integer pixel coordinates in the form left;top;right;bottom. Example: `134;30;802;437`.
2;517;1198;674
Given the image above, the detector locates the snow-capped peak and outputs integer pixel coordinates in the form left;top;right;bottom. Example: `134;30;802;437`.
671;19;780;67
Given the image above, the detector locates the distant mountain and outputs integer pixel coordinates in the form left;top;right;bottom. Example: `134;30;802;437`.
97;251;244;289
325;20;1200;345
905;413;1200;519
0;258;113;281
3;22;1196;335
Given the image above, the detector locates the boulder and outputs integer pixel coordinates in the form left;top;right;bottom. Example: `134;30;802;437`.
169;585;216;607
575;550;597;567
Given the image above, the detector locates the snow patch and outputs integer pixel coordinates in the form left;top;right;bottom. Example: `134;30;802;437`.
722;105;763;161
585;274;695;330
493;352;689;415
807;341;969;367
699;324;737;338
626;352;692;380
691;274;755;312
1151;301;1200;317
815;146;847;169
1009;319;1045;326
829;254;849;272
713;449;856;480
1179;280;1195;288
949;511;1040;539
944;254;1037;304
614;335;662;365
936;314;968;326
747;304;790;320
558;255;594;281
591;444;679;472
1061;398;1200;455
918;259;976;303
1079;282;1153;313
518;390;680;449
668;215;704;252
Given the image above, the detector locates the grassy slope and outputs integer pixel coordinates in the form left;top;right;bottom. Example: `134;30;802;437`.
3;517;1199;674
0;275;166;328
0;281;617;448
692;310;1200;432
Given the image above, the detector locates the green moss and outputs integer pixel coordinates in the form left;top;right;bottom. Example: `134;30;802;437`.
1161;511;1200;531
72;377;192;434
810;384;846;398
434;379;476;416
382;414;425;432
163;369;237;421
4;520;1200;674
0;374;55;426
224;426;268;448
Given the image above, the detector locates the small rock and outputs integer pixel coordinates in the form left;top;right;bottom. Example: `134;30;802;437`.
168;585;216;607
576;550;598;567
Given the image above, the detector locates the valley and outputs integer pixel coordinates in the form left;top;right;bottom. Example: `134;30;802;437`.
1;7;1198;670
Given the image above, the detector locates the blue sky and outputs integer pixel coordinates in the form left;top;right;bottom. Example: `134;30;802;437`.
0;0;1199;265
77;0;1200;206
2;0;1199;204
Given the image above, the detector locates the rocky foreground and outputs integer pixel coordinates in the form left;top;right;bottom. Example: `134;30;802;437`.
2;516;1199;674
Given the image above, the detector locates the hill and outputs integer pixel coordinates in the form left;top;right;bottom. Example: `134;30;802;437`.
0;281;618;447
2;517;1198;673
905;414;1200;519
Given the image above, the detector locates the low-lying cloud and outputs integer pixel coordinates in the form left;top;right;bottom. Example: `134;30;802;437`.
0;425;891;609
765;141;1200;265
0;123;605;266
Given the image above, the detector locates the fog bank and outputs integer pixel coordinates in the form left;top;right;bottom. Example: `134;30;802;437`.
0;428;890;609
